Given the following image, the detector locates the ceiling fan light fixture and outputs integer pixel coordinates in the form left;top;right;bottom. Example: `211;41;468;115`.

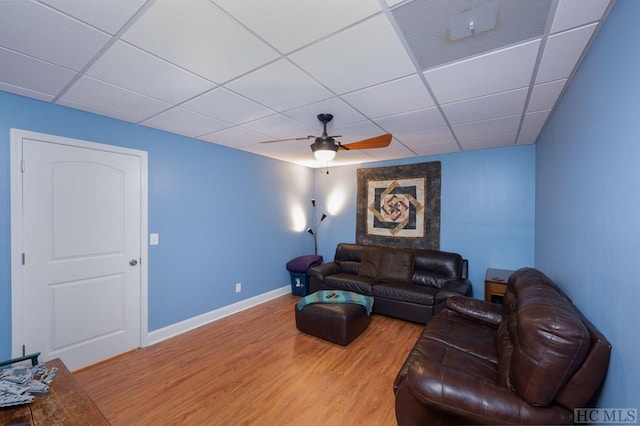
313;148;336;162
260;113;391;162
311;138;338;162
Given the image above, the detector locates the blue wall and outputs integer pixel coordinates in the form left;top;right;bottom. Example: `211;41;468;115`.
0;91;314;359
535;0;639;408
314;145;536;298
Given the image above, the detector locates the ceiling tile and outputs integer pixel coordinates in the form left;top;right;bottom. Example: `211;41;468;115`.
199;125;269;148
225;59;333;112
39;0;148;34
343;74;435;119
241;138;317;163
0;47;76;100
0;83;52;103
0;1;110;70
424;39;540;104
517;128;541;145
374;107;446;134
142;107;231;138
122;0;278;83
365;141;416;161
213;0;381;54
290;14;416;94
528;79;567;112
453;115;521;141
87;41;215;104
394;126;456;148
551;0;611;33
59;76;171;123
183;87;274;124
536;23;597;84
56;97;148;124
242;114;316;140
412;141;461;157
458;132;518;151
247;139;311;156
284;98;366;131
521;109;551;132
442;87;528;125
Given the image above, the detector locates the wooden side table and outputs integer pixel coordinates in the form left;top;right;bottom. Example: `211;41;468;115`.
484;268;514;304
0;358;109;425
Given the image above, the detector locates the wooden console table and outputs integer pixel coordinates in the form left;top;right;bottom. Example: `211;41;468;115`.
484;268;514;304
0;358;109;425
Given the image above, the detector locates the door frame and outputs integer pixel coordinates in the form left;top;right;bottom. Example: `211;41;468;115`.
10;128;149;359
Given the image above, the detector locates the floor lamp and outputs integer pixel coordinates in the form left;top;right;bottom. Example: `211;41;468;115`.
306;199;327;255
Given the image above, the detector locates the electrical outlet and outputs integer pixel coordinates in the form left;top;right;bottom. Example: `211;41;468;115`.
235;282;242;293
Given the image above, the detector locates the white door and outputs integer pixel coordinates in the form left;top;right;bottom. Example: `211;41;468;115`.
11;130;148;371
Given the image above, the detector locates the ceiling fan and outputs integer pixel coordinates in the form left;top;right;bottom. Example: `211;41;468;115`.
260;113;392;162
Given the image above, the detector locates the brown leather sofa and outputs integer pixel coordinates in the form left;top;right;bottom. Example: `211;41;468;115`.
308;243;471;324
393;267;611;425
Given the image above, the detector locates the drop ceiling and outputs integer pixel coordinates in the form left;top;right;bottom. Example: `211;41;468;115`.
0;0;615;168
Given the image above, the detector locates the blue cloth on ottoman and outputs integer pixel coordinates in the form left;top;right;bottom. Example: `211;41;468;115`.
296;290;374;315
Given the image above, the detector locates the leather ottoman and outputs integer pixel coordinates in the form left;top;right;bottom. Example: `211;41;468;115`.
295;302;370;346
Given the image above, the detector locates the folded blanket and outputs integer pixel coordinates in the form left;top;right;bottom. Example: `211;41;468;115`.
296;290;374;316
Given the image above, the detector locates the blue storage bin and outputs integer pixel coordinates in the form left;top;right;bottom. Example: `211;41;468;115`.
290;272;309;297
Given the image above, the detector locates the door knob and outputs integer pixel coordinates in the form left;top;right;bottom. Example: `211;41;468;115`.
129;259;138;266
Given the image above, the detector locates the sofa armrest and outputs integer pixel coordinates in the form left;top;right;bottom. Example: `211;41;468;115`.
445;296;502;327
308;262;341;280
308;262;341;293
433;279;472;308
406;360;572;425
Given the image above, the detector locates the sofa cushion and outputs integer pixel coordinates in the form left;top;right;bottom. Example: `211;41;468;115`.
376;248;414;284
372;282;437;305
423;309;498;364
336;260;359;275
412;249;463;288
325;273;376;295
334;242;364;262
409;339;498;385
358;246;382;279
509;271;591;406
394;333;498;393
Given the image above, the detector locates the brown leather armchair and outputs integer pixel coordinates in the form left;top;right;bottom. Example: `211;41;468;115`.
394;268;611;425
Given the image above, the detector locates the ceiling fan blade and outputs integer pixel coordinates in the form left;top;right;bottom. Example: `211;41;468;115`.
339;133;392;150
260;135;314;144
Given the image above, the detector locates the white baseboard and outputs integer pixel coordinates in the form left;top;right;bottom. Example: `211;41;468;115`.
147;285;291;346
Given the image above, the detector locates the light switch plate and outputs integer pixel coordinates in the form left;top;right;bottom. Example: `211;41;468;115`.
150;233;159;245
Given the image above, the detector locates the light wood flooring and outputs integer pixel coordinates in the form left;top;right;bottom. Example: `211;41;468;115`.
74;294;423;425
